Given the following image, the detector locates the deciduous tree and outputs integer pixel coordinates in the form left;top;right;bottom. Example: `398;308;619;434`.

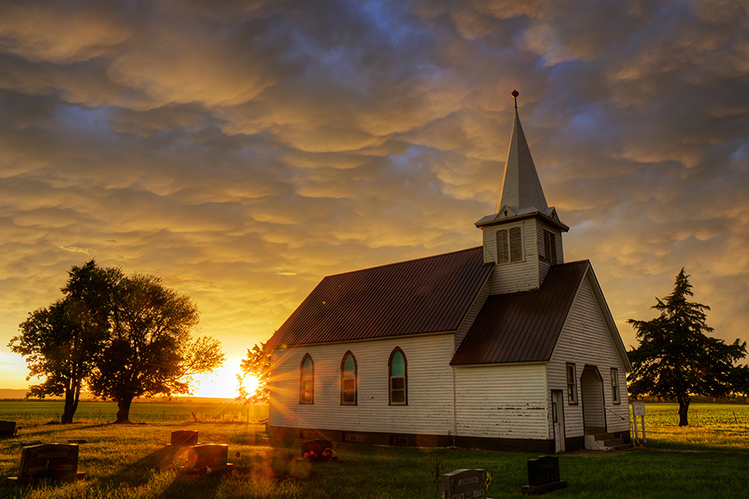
627;269;747;426
8;261;122;423
88;273;224;423
236;341;270;404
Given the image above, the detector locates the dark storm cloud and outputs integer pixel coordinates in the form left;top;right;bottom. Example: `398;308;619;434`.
1;0;747;386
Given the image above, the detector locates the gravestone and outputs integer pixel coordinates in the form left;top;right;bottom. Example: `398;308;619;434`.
0;420;16;438
521;456;567;495
441;469;488;499
7;443;85;484
170;430;199;446
302;439;336;461
183;444;233;474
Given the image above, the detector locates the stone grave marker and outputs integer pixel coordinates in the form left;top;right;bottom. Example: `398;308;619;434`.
521;456;567;495
0;421;16;438
170;430;199;446
7;443;85;484
441;468;488;499
183;444;233;474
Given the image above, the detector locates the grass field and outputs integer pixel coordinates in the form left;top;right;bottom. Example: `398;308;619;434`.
0;401;746;498
0;400;269;425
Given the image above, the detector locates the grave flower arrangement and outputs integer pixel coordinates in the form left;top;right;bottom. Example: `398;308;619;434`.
303;447;337;462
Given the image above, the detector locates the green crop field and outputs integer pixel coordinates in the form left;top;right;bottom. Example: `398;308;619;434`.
0;401;746;498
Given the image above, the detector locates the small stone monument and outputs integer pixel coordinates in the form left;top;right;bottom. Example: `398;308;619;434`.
521;456;567;495
0;420;17;438
441;469;488;499
7;443;85;484
170;430;199;447
183;444;233;474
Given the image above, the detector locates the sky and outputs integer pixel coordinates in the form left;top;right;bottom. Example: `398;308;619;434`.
1;0;747;396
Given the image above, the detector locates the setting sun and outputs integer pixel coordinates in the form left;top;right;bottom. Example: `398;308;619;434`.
188;362;261;400
239;373;260;395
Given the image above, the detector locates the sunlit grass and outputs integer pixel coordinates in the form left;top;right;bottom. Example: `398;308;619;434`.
632;403;749;451
0;402;746;498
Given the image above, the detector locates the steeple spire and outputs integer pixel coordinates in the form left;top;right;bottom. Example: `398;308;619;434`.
496;90;548;214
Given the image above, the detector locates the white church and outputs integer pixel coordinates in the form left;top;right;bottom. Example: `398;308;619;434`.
265;94;632;453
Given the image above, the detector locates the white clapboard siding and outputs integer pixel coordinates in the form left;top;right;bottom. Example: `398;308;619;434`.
483;219;542;294
269;334;455;435
548;270;630;437
454;363;549;439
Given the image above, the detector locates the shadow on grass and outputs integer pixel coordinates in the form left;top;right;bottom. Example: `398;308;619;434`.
155;472;223;499
100;444;190;489
15;422;112;441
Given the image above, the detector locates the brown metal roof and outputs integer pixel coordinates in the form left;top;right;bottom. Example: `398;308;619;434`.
267;247;492;348
450;260;590;366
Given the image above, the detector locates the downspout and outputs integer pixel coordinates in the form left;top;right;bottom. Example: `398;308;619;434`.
451;363;457;447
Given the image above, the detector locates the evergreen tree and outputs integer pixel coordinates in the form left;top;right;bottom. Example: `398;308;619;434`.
627;269;746;426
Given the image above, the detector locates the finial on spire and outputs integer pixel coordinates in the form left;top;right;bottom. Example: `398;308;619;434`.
511;89;519;109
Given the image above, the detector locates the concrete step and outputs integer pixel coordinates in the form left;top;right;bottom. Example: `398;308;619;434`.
585;433;633;451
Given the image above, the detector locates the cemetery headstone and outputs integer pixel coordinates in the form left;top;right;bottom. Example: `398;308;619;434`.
521;456;567;495
441;468;488;499
302;439;337;461
170;430;199;447
7;443;85;484
0;420;16;438
183;444;233;474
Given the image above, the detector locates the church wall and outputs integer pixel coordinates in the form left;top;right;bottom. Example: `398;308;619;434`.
547;270;630;438
453;363;549;440
268;333;455;436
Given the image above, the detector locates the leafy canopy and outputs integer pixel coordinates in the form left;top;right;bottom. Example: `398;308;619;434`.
236;341;270;404
88;273;224;422
8;261;123;423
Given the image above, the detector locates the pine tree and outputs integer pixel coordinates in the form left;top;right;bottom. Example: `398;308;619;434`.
627;269;746;426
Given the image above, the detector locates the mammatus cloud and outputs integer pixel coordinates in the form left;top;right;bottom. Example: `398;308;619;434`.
1;0;747;390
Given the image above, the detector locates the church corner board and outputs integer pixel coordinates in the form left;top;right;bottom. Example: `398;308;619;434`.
264;92;632;453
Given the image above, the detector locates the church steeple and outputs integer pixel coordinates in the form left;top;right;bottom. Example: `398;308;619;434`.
475;90;569;294
496;94;548;214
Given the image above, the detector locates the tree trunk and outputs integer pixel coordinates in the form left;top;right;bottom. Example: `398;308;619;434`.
61;378;82;424
115;397;133;424
62;390;74;424
677;395;690;426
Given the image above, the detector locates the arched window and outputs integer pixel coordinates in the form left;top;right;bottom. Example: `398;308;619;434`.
389;348;407;405
341;351;357;405
300;354;314;404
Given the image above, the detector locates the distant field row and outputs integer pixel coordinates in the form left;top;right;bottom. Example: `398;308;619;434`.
637;402;749;425
1;400;746;429
0;400;269;424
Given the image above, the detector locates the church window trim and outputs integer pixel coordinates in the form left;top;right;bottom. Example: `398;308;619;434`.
341;351;357;405
300;354;314;404
388;347;407;405
611;367;620;404
543;229;558;264
496;226;523;264
566;363;578;405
